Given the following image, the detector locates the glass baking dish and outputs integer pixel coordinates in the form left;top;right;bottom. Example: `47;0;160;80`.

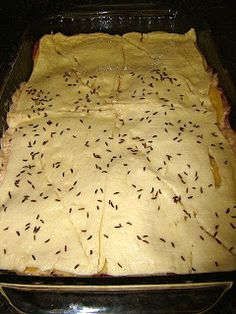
0;4;235;313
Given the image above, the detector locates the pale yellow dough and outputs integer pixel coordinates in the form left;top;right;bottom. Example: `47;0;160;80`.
0;29;236;276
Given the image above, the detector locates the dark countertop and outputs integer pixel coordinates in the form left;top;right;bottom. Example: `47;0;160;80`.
0;1;236;313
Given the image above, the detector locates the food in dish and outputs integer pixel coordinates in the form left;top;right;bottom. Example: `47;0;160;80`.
0;29;235;276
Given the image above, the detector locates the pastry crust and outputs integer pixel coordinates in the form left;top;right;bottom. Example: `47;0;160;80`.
0;29;236;276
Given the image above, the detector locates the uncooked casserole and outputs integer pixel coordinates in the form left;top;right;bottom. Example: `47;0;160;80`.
0;29;235;276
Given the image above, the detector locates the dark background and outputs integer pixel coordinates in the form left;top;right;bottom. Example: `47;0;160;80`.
0;0;236;313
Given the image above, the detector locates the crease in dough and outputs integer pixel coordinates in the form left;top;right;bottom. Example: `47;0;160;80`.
0;29;236;276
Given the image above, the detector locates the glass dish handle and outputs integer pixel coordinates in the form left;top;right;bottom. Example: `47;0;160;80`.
0;281;233;314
